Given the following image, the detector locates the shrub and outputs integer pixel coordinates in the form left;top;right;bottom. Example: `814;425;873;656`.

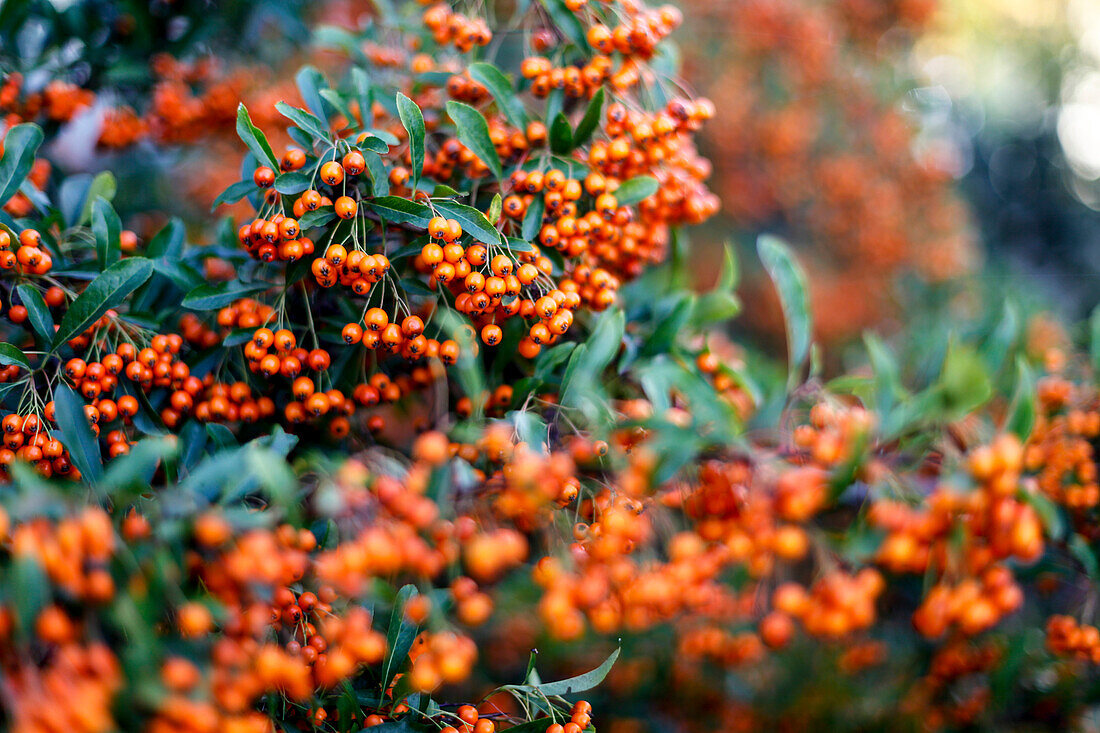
1;1;1100;732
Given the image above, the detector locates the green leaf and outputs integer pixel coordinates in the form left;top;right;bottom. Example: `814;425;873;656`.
396;93;425;187
643;295;694;356
368;196;432;227
299;207;336;230
92;197;121;265
531;646;620;696
381;585;420;691
146;218;185;258
446;101;503;180
0;342;29;370
52;258;154;351
351;67;373;130
550;113;573;154
182;279;269;311
615;176;659;206
10;556;49;641
937;340;993;420
0;123;44;205
78;171;117;225
522;194;545;241
235;104;279;169
364;152;390;197
468;62;529;130
433;200;501;245
573;87;605;147
1071;535;1099;578
54;382;103;483
16;284;53;344
1005;354;1036;440
211;179;255;210
320;88;353;124
488;193;502;225
539;0;587;47
757;235;812;391
1022;489;1064;540
505;236;536;255
1090;304;1100;376
863;332;901;416
295;66;331;123
274;171;312;195
276;101;329;142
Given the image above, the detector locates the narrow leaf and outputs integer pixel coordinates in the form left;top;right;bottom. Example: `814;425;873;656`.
0;123;44;205
615;176;659;206
395;93;425;186
54;383;103;483
757;235;812;390
52;258;154;350
16;284;53;344
468;62;529;130
446;101;503;179
235;104;279;169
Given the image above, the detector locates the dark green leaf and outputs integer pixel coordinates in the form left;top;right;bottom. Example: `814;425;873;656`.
10;556;49;640
295;66;331;123
276;101;329;141
532;646;619;696
550;113;573;154
368;196;432;227
0;342;29;370
757;235;811;391
1071;535;1098;578
573;87;605;147
52;258;154;351
396;93;425;186
382;585;420;691
365;152;390;197
522;194;545;241
299;207;335;230
0;123;44;205
235;104;279;169
445;101;503;179
146;218;186;259
1005;354;1036;440
275;171;312;195
182;279;269;311
92;197;121;265
433;200;501;245
539;0;587;46
16;284;53;344
469;62;529;130
54;382;103;483
211;179;256;210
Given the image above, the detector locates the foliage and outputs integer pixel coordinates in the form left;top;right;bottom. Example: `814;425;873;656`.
2;1;1100;733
